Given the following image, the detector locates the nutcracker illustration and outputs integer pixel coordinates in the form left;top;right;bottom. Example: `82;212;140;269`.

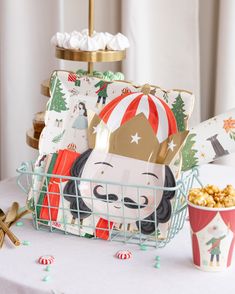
63;112;188;238
94;80;111;108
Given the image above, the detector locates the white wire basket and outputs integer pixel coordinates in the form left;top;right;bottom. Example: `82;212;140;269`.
17;161;201;248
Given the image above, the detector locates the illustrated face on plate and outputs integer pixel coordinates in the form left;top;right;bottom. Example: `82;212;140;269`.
79;150;165;222
63;149;176;234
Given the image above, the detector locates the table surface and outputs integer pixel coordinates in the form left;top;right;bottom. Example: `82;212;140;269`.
0;164;235;294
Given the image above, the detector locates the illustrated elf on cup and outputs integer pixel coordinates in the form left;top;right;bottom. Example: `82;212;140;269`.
63;85;188;239
206;223;230;266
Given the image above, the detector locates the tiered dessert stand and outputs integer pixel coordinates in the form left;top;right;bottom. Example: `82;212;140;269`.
26;0;127;150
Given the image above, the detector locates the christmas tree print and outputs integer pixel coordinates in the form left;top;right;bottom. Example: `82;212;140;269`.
49;76;68;113
52;130;65;144
46;73;57;110
50;72;57;92
182;133;198;171
171;94;187;131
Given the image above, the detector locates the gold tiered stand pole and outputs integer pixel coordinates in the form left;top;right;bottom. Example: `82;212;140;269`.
88;0;94;74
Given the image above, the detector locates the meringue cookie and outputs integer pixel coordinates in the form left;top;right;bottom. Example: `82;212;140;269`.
71;30;83;38
76;69;88;77
103;70;115;81
93;71;104;79
62;33;71;49
80;36;100;51
74;69;125;81
93;32;107;50
51;32;64;47
68;35;81;49
104;32;114;44
51;30;130;51
114;72;125;80
107;33;130;51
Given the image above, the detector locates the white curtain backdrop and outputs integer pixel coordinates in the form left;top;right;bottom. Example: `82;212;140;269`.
0;0;60;179
122;0;200;127
214;0;235;165
215;0;235;114
0;0;235;179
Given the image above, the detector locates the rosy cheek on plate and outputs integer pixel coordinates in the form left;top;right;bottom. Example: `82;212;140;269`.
79;182;90;193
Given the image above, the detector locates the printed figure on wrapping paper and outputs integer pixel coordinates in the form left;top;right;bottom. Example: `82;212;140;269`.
72;102;88;135
55;118;63;128
95;80;111;109
206;223;230;267
68;72;81;87
34;155;47;182
63;87;189;239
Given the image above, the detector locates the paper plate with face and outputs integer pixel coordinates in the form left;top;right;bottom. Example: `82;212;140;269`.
64;111;188;234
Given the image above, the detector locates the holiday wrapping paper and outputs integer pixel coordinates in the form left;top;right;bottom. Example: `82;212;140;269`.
39;149;81;222
182;108;235;171
39;71;137;155
35;150;100;237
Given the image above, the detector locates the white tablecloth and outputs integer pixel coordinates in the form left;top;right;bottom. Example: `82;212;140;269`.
0;164;235;294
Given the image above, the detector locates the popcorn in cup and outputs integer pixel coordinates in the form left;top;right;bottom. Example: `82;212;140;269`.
188;185;235;271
